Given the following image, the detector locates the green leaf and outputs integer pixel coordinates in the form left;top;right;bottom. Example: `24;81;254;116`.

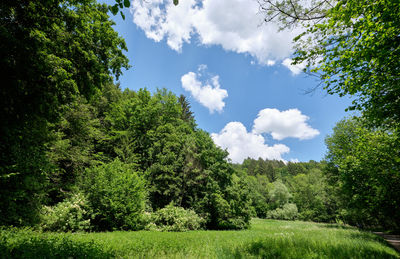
124;0;130;8
120;11;125;20
173;0;179;6
111;4;119;15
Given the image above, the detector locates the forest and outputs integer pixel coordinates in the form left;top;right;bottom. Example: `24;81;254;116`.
0;0;399;258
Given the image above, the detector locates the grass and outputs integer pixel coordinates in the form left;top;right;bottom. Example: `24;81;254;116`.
1;219;399;258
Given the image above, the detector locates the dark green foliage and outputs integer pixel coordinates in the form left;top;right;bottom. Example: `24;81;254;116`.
242;158;285;181
0;119;52;226
79;159;147;231
0;0;129;226
103;88;252;230
47;96;104;203
178;94;196;128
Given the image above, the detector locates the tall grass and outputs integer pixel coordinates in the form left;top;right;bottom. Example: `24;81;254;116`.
1;219;399;258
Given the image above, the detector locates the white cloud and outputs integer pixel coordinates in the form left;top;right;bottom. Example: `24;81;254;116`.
130;0;301;65
181;68;228;113
266;60;276;66
211;122;290;163
282;58;306;75
253;108;319;140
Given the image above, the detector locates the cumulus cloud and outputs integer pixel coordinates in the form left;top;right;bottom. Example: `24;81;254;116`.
211;122;290;163
130;0;301;65
181;67;228;113
253;108;320;140
282;58;306;75
211;108;319;162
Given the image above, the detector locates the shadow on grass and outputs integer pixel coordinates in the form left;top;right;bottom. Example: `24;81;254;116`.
317;223;356;230
0;229;114;259
224;237;399;259
317;223;392;247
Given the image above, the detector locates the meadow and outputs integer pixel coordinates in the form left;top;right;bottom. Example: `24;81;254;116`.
1;218;399;259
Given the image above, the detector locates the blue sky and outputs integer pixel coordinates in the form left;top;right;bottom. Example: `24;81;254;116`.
105;0;353;163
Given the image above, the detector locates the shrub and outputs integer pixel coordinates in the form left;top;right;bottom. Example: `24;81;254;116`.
267;203;298;220
79;159;147;231
146;203;204;232
40;192;92;232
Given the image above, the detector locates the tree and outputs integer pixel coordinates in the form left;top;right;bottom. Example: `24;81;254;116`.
288;169;334;222
104;88;252;229
259;0;333;27
79;159;147;231
0;0;129;226
325;117;400;230
260;0;400;130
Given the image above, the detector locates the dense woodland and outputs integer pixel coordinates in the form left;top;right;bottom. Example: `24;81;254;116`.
1;0;399;234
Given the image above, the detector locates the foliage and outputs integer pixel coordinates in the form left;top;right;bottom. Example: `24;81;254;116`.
104;88;252;230
268;180;292;208
79;159;147;231
0;0;129;226
206;175;253;230
261;0;400;130
246;174;270;218
288;169;336;222
40;192;92;232
146;203;204;232
238;158;338;223
47;96;105;203
325;117;400;230
266;203;298;220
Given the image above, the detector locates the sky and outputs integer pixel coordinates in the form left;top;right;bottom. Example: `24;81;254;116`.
104;0;353;163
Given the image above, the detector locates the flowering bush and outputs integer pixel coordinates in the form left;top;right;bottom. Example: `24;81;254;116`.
40;192;92;232
267;203;298;220
146;204;204;232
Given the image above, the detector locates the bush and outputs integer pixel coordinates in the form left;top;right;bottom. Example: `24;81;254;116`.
40;192;92;232
79;159;147;231
146;204;204;232
267;203;298;220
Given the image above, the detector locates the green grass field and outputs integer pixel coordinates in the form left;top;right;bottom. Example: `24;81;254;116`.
1;219;399;258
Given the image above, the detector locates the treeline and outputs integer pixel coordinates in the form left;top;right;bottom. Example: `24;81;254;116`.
0;0;251;231
233;118;400;232
234;159;337;223
2;84;253;231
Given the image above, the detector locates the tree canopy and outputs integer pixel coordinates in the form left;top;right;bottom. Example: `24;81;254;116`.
325;117;400;229
260;0;400;130
0;0;129;225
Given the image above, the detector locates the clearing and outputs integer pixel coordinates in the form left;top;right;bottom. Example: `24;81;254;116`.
1;219;399;258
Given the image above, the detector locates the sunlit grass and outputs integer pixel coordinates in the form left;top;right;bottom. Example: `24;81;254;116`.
1;219;399;258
